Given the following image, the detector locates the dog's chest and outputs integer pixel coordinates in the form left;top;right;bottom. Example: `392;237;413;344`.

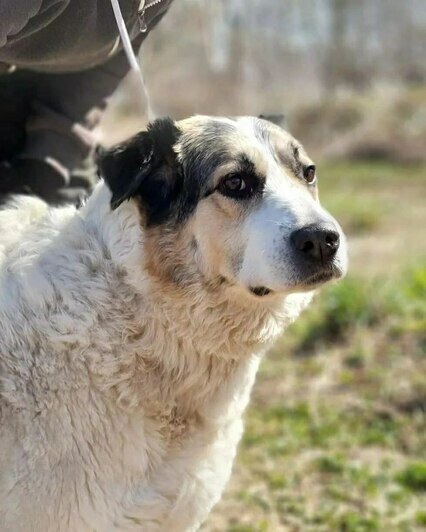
104;353;262;530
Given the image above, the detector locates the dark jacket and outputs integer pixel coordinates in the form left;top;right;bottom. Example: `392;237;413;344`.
0;0;168;72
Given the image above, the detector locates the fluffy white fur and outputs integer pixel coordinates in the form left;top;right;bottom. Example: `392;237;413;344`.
0;186;313;531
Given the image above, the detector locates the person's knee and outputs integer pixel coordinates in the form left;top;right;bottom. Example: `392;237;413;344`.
0;158;88;205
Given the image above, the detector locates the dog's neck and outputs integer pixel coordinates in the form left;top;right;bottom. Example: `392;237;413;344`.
93;260;285;426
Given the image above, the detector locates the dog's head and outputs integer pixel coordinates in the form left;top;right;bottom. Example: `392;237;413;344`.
97;116;347;300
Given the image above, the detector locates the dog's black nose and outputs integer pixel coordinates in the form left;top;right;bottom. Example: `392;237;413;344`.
291;223;340;263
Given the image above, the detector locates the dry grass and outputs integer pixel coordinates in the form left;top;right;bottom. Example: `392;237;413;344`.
290;87;426;163
204;160;426;532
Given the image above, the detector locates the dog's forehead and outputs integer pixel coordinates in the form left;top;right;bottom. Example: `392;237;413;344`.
234;116;295;147
177;115;295;151
176;115;303;177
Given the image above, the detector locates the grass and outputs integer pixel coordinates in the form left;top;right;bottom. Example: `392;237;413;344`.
318;160;426;237
280;266;426;354
396;463;426;492
205;160;426;531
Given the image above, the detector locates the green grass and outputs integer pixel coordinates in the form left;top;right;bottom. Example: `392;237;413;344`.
318;160;426;188
242;266;425;528
280;265;426;354
396;463;426;492
324;196;384;233
415;511;426;526
283;277;383;351
317;161;426;236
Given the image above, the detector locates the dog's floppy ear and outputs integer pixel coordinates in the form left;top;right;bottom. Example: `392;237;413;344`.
96;118;181;221
258;113;287;129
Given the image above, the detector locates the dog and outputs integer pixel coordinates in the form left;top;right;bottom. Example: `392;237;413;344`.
0;115;347;531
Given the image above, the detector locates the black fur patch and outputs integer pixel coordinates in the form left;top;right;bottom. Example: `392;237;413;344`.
178;121;237;198
258;113;287;128
96;118;182;225
96;117;256;227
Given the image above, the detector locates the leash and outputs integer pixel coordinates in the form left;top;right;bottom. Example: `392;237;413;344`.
109;0;155;122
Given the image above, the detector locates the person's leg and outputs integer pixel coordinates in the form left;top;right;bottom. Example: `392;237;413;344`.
0;70;77;203
0;69;71;204
0;69;31;160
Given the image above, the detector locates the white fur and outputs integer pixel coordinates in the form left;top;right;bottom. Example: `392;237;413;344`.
0;185;313;531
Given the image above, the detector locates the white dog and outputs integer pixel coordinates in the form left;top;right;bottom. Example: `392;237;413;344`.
0;116;347;531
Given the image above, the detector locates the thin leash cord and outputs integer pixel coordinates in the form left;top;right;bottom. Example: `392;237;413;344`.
110;0;155;121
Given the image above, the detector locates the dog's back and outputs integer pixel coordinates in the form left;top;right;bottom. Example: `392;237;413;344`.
0;196;119;531
0;196;49;259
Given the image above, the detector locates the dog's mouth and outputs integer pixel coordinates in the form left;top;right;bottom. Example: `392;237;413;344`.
294;266;343;291
246;259;346;298
249;286;273;297
248;268;339;297
303;270;335;285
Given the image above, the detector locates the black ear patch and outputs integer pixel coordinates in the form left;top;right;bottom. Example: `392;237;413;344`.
96;118;182;223
258;113;287;129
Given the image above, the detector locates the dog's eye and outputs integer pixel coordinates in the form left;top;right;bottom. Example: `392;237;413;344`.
303;165;316;184
218;173;258;200
224;175;246;191
218;172;262;200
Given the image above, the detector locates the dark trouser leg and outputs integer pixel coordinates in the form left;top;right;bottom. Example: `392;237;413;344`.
0;49;132;205
0;70;71;203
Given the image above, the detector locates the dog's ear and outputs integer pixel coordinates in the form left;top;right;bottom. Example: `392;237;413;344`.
258;113;287;129
96;118;181;221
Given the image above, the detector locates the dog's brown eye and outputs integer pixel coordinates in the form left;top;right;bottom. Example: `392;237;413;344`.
223;176;246;191
303;165;316;184
218;172;261;200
